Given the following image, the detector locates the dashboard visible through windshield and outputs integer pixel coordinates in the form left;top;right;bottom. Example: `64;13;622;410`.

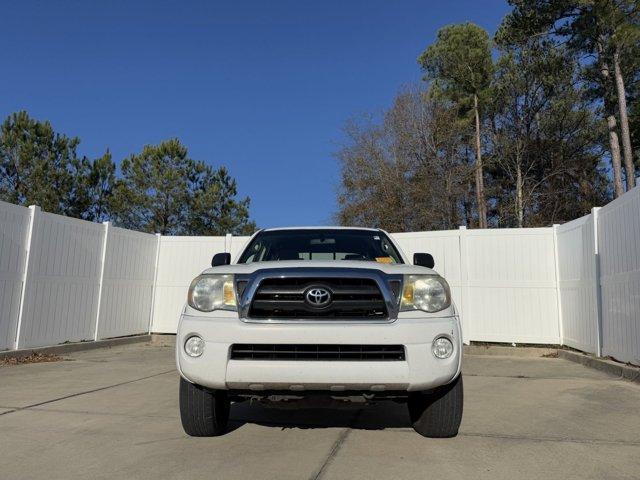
237;229;404;264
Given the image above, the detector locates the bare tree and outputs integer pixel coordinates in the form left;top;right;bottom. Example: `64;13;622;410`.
335;88;472;231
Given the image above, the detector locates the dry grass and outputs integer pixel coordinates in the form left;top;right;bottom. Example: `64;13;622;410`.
0;352;64;367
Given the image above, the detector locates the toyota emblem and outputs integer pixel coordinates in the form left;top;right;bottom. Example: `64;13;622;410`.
305;287;332;308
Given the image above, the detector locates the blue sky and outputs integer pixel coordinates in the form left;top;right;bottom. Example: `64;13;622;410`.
0;0;510;228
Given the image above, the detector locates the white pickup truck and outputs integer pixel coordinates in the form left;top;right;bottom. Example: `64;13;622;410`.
176;227;463;437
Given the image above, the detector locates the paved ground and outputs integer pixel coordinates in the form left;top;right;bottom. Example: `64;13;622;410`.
1;344;639;480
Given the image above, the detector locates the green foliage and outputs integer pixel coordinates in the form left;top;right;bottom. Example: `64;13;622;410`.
111;139;255;235
111;139;195;234
417;22;493;112
496;0;640;94
418;22;494;228
189;166;256;236
0;113;255;234
337;12;622;228
83;151;116;222
497;0;639;53
488;40;609;225
497;0;640;189
0;111;115;221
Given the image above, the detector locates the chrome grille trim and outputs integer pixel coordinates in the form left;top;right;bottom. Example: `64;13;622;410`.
235;268;403;323
249;278;387;319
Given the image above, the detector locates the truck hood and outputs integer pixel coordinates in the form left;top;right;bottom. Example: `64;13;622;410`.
201;260;438;276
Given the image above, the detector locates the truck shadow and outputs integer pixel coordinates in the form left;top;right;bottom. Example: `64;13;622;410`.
227;399;412;431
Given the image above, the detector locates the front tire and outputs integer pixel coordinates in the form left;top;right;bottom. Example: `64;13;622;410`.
179;377;230;437
408;374;463;438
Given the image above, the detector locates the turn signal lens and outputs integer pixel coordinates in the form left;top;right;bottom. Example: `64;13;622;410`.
402;282;414;303
223;281;236;307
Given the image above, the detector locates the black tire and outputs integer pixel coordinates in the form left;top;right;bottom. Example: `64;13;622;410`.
179;377;230;437
408;374;463;438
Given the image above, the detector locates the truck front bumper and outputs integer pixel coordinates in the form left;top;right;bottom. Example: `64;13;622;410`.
176;313;462;393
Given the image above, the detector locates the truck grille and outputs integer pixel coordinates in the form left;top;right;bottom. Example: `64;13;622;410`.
248;277;388;319
230;344;405;361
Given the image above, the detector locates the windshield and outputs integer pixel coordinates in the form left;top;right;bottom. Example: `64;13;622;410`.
238;229;404;264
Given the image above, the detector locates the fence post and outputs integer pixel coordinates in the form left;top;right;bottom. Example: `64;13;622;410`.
147;233;162;334
93;221;110;341
225;233;233;256
592;207;603;357
458;226;470;344
552;224;564;346
14;205;40;350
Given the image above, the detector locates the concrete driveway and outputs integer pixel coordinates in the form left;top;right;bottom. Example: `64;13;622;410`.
1;343;639;480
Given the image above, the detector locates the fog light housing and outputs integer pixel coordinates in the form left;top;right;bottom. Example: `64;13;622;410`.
432;336;453;359
184;335;205;357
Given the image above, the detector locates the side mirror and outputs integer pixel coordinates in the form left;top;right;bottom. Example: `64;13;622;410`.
413;253;435;269
211;252;231;267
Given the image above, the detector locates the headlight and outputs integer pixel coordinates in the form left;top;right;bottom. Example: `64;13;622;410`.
187;274;236;312
400;275;451;312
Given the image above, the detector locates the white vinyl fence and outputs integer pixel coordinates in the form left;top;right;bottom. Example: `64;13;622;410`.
17;209;105;348
556;212;600;355
151;235;250;333
597;187;640;364
150;228;560;346
554;186;640;364
152;236;226;333
392;228;560;344
0;203;162;350
1;186;639;364
0;202;31;350
96;226;158;340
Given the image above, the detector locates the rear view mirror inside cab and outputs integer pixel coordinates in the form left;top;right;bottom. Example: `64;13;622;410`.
310;238;336;245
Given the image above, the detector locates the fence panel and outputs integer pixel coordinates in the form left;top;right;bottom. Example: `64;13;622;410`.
96;226;158;339
391;230;466;338
555;214;599;354
463;228;560;344
229;235;251;262
598;187;640;365
391;230;462;286
17;211;105;348
151;236;226;333
0;201;32;350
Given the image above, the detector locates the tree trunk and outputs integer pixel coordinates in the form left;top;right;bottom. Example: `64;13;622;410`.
516;160;524;228
445;172;456;229
613;48;636;190
598;48;625;198
463;197;472;227
607;112;625;198
473;94;487;228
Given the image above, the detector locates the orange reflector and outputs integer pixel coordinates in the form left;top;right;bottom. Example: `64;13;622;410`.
223;281;236;306
402;283;414;302
375;257;393;264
